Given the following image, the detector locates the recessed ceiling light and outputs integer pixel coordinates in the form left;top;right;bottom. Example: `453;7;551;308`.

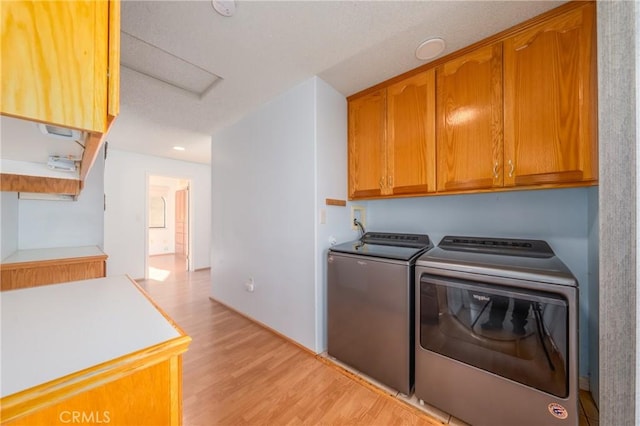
212;0;235;17
173;146;186;151
416;37;446;61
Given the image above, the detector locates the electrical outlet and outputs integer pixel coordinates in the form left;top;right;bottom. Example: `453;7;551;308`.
244;277;254;292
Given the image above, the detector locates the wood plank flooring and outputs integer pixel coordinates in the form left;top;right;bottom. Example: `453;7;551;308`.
138;254;598;426
139;255;439;426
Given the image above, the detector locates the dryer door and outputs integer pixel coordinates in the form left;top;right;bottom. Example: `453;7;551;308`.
418;273;570;398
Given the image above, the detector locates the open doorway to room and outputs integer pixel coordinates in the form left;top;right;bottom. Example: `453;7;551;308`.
146;175;191;281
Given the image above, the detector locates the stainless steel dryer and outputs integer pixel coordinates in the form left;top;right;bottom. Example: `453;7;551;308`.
327;232;432;395
414;236;579;426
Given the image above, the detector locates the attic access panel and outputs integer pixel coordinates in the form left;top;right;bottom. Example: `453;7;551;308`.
120;31;221;98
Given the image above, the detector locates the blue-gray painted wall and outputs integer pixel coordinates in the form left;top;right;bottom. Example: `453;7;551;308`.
361;186;597;378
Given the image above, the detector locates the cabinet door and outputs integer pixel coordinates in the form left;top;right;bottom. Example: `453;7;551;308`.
348;90;386;199
437;44;503;192
1;1;109;133
503;3;597;187
107;0;121;123
386;70;436;195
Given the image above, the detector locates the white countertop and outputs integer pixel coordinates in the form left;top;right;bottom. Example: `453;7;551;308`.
1;246;106;264
0;275;182;397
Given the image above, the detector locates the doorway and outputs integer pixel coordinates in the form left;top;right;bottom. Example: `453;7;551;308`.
146;175;191;280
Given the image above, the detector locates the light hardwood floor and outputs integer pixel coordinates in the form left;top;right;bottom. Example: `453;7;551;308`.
139;254;598;426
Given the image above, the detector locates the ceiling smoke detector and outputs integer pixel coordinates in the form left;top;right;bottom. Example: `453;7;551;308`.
212;0;236;17
415;37;446;61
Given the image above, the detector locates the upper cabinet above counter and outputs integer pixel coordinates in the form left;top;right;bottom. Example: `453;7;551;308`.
0;0;120;196
347;1;597;200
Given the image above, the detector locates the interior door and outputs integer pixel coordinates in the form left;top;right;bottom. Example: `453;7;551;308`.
175;187;188;265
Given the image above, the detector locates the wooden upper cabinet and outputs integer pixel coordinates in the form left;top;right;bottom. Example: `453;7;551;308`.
503;2;597;187
437;44;503;192
347;2;597;200
1;0;120;134
107;0;121;123
348;71;436;200
387;70;436;196
348;90;386;199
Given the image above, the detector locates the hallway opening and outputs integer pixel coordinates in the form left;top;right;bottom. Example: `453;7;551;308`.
146;174;191;280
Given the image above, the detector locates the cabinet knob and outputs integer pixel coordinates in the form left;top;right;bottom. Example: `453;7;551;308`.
508;160;515;177
388;176;393;187
379;178;384;189
493;162;499;179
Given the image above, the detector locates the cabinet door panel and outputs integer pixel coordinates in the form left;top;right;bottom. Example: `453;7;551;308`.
504;3;596;187
108;0;121;122
1;1;109;133
437;44;503;192
348;91;386;199
387;70;436;195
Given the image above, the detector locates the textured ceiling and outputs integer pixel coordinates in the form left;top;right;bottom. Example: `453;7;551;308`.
3;1;567;166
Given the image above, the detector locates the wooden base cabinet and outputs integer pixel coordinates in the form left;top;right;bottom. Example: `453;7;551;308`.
2;354;186;426
0;246;107;291
0;276;191;426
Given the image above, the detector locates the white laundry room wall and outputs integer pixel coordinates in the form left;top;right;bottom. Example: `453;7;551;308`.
211;77;352;352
